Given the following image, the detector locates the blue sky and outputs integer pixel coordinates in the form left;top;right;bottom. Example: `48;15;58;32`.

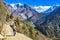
4;0;60;6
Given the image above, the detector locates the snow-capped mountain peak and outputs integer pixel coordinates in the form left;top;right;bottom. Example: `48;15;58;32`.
9;3;23;9
15;3;23;8
34;6;51;13
7;3;60;13
10;4;17;10
45;5;60;13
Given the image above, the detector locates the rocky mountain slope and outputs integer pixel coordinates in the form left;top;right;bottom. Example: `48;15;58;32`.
7;4;40;20
0;0;51;40
7;2;60;40
45;5;59;13
7;4;46;23
0;0;11;22
35;6;60;40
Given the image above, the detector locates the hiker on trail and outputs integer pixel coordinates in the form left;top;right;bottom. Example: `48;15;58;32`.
10;24;16;36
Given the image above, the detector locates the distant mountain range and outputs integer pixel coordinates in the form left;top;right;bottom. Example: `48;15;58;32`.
0;1;52;40
35;6;60;38
7;3;60;38
45;5;59;13
7;3;40;20
7;3;60;25
7;3;60;13
33;6;51;13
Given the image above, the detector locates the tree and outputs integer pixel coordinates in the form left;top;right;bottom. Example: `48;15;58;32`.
29;26;36;40
6;14;10;21
6;13;13;21
23;23;29;36
15;18;20;27
10;13;13;19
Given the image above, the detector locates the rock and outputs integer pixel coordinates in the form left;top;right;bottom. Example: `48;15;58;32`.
1;23;14;36
0;34;5;40
0;34;4;38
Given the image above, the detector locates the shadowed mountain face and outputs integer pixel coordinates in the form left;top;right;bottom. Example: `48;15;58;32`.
45;5;59;13
35;6;60;38
14;5;60;38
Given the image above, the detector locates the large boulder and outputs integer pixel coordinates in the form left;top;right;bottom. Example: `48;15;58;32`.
1;23;14;36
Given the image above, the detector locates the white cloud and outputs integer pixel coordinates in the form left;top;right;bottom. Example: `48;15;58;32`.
34;6;51;13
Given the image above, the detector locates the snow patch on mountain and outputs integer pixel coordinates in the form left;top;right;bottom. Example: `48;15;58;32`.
45;5;60;13
10;4;17;9
34;6;51;13
10;3;23;9
8;3;52;13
